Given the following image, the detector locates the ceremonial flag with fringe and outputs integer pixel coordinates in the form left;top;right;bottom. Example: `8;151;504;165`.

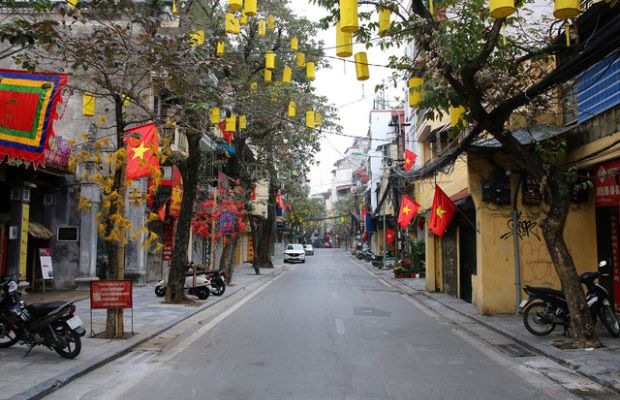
0;69;67;168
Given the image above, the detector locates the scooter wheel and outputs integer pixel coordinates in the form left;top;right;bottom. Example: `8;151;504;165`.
523;301;556;336
600;304;620;337
196;287;209;300
211;283;226;296
154;286;166;297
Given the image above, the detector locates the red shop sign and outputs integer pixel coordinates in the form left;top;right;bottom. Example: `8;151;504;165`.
595;161;620;206
90;280;133;309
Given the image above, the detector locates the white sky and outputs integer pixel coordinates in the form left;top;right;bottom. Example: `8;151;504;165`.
290;1;402;197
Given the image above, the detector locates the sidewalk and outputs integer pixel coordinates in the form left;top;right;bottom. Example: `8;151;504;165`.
0;263;286;400
355;255;620;395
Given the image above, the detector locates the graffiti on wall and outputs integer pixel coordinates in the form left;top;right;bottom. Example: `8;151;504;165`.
500;211;541;241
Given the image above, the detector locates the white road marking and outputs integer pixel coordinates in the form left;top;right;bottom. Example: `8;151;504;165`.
335;318;346;335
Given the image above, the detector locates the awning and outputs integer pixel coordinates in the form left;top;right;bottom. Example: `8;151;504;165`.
29;222;54;239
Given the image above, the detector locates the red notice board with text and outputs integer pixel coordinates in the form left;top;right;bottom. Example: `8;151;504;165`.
90;280;133;309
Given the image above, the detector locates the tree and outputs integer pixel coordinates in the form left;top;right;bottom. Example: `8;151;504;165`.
314;0;620;347
215;0;337;271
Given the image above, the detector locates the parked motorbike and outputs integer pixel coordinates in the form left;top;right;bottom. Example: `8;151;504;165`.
204;270;226;296
371;253;383;267
154;262;210;300
520;261;620;337
0;279;86;359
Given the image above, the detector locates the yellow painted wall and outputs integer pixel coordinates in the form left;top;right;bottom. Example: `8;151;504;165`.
467;156;597;314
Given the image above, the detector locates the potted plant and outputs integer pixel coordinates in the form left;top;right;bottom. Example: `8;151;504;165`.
393;263;405;278
410;241;426;278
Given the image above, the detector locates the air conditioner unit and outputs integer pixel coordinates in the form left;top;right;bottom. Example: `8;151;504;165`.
43;194;54;206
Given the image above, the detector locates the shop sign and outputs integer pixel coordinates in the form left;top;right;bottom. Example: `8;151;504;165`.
38;248;53;280
595;161;620;206
610;212;620;312
90;280;133;309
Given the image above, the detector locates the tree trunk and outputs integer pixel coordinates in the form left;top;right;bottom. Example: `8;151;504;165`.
219;236;238;284
540;169;600;347
249;216;261;274
166;131;201;303
104;99;126;338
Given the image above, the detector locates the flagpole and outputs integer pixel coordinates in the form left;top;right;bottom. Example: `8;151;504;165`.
455;206;477;232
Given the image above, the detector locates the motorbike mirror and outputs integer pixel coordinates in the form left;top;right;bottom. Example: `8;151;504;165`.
599;260;608;269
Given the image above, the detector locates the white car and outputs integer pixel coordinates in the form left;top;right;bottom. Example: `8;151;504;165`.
284;244;306;263
304;244;314;255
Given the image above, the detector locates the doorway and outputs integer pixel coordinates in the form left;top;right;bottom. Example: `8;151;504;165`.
458;204;476;303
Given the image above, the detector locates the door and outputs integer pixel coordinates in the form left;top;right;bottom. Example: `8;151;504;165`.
458;208;476;303
442;226;458;297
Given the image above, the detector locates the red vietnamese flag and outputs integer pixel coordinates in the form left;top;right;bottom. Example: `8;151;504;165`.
385;228;395;244
398;195;420;228
403;149;417;172
219;120;233;144
125;123;160;180
428;185;457;237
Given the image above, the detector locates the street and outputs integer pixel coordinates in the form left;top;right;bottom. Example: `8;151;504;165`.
44;249;615;400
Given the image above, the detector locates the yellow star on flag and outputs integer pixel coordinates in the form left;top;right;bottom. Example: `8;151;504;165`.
436;206;446;218
405;157;412;166
132;142;149;160
402;205;410;215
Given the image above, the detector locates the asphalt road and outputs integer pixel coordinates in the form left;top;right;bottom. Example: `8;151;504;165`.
45;249;608;400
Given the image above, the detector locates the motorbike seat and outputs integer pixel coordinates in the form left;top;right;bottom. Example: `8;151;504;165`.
27;301;68;318
525;286;564;298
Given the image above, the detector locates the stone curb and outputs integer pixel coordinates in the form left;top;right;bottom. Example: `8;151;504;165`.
11;266;287;400
349;252;620;396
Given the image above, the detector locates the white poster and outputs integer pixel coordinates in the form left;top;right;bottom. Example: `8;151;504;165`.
39;248;54;280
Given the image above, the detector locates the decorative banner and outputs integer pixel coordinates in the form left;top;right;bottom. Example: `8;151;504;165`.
168;165;183;217
19;203;29;278
276;190;285;209
429;185;457;237
0;69;67;167
219;212;235;233
44;135;72;170
125;123;160;180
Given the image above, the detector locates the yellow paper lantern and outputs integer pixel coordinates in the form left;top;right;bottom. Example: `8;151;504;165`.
282;67;292;83
240;13;248;25
210;107;221;124
268;15;275;31
296;52;305;68
553;0;580;19
288;101;297;118
226;13;240;34
228;0;242;12
239;115;247;129
67;0;78;8
306;111;315;128
245;0;257;16
408;91;421;108
315;112;322;127
216;41;225;57
306;61;315;81
450;105;465;127
336;22;353;58
226;115;237;132
489;0;515;19
354;52;369;81
190;30;205;46
291;37;298;51
339;0;358;33
378;8;391;36
265;51;275;70
264;69;272;83
408;77;423;88
258;20;266;37
82;93;95;116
